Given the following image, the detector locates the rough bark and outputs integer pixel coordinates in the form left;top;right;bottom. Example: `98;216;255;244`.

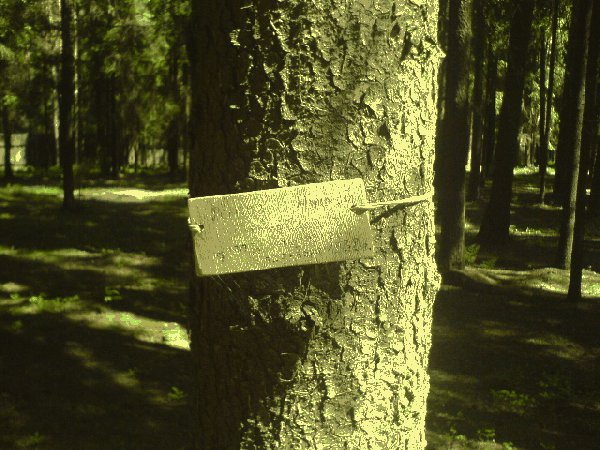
188;0;441;448
436;0;472;273
482;46;497;181
556;0;593;269
568;0;600;300
467;0;484;201
539;0;559;204
478;0;535;245
2;106;13;180
58;0;76;208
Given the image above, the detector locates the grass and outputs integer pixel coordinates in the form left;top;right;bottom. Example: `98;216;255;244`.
426;168;600;449
1;167;599;449
0;170;192;449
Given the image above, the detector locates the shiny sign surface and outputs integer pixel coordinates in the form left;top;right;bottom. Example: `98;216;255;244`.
188;179;374;276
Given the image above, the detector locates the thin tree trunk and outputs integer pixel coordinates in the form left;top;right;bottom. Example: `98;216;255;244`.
59;0;76;209
589;79;600;214
433;0;448;208
591;137;600;214
553;1;588;205
73;3;80;166
188;0;441;447
467;0;484;201
182;63;191;180
482;46;497;181
166;42;181;180
436;0;472;273
569;0;600;300
2;106;13;180
109;75;119;179
538;35;549;189
540;0;560;204
478;0;535;245
539;32;547;170
556;0;593;269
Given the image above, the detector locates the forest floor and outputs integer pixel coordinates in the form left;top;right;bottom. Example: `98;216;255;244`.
0;167;599;449
427;168;600;450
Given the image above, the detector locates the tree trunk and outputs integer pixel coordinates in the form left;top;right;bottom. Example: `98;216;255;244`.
591;135;600;215
478;0;535;245
568;0;600;300
482;46;497;181
109;75;120;179
166;42;181;180
436;0;472;273
58;0;76;209
539;0;560;204
2;106;13;180
556;0;593;269
433;0;448;208
553;1;588;205
188;1;441;448
467;0;484;201
539;32;547;168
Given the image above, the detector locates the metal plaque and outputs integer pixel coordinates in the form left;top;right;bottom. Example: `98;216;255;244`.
188;179;374;276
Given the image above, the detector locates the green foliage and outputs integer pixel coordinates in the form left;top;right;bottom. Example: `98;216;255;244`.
15;431;46;448
167;386;186;401
476;427;496;442
537;372;573;400
491;389;536;416
103;287;122;303
465;243;480;265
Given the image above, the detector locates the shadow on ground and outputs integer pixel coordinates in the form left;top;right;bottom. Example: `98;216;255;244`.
1;180;193;449
426;284;600;450
0;310;192;449
428;170;600;449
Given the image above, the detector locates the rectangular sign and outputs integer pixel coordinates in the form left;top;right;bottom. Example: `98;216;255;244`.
188;179;374;276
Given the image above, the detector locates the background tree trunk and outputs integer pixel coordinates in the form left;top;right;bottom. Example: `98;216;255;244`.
467;0;485;201
58;0;75;208
539;0;560;204
556;0;593;269
166;42;180;180
553;1;588;205
482;46;497;181
568;0;599;300
188;0;441;448
538;33;547;175
2;106;13;180
436;0;472;273
478;0;535;245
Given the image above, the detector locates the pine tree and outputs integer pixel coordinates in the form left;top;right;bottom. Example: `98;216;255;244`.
188;0;441;447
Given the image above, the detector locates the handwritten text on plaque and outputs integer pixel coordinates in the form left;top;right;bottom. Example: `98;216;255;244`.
188;179;374;276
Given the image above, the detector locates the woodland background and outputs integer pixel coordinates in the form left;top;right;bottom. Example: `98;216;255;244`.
1;0;599;448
